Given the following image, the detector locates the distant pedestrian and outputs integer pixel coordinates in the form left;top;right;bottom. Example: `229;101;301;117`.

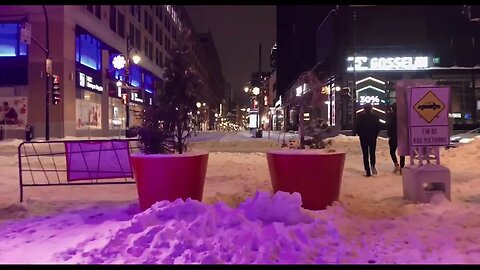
354;103;381;177
386;103;405;173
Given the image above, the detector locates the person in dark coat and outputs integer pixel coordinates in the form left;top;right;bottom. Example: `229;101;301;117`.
386;103;405;173
354;103;381;177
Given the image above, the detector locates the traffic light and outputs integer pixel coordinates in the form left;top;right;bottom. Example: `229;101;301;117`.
121;93;128;105
52;75;61;105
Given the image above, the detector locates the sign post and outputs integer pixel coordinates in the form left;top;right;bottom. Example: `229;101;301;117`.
402;86;451;203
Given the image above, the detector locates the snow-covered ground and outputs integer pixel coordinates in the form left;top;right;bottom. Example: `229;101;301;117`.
0;132;480;263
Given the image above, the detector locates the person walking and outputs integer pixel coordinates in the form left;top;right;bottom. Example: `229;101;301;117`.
386;103;405;173
354;103;381;177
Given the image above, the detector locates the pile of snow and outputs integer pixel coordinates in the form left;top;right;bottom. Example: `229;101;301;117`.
1;190;473;264
52;191;334;264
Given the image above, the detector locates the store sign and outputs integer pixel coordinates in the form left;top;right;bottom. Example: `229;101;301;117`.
275;96;282;108
295;85;302;97
346;56;430;72
78;71;103;92
359;95;380;106
409;86;450;146
130;92;143;103
112;55;126;70
449;113;462;119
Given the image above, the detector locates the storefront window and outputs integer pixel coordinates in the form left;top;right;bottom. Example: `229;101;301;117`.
0;23;28;57
129;65;141;87
75;33;102;70
0;96;28;129
76;89;102;129
108;97;125;129
437;77;475;125
129;103;143;127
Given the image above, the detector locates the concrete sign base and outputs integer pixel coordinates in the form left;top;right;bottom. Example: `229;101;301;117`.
402;164;451;203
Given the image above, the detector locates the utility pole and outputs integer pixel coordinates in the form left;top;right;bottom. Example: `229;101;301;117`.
43;5;51;141
352;9;357;135
258;43;262;132
125;35;131;131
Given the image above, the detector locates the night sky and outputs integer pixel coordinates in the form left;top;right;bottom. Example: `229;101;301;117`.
185;5;276;106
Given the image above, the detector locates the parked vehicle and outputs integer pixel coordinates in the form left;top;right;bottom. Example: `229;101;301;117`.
450;127;480;147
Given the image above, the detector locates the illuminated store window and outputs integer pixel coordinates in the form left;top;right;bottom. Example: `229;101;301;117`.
75;33;102;70
0;23;28;57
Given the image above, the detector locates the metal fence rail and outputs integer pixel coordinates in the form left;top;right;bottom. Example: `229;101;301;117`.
18;138;140;202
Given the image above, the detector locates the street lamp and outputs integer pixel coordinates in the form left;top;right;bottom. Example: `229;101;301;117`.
252;87;260;96
112;35;140;132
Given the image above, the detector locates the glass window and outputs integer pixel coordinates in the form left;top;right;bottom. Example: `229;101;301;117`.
109;97;125;129
19;40;27;56
149;16;153;35
109;6;117;33
129;23;134;45
148;41;153;60
159;51;163;67
129;65;141;87
0;23;27;57
75;36;80;62
144;37;148;55
76;34;101;70
144;74;153;93
117;12;125;38
130;5;135;16
158;27;163;45
94;5;101;19
144;10;148;30
136;6;141;22
76;90;102;130
135;28;140;49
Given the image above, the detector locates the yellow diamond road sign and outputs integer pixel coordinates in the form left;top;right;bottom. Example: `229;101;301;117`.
413;91;445;123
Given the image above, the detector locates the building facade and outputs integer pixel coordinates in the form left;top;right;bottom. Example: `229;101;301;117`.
280;5;480;131
0;5;225;139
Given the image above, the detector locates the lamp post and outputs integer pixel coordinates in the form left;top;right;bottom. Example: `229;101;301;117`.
113;36;140;133
42;6;50;141
244;83;261;136
124;35;140;130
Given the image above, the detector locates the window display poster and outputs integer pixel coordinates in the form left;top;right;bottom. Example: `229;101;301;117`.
0;96;28;129
76;99;101;129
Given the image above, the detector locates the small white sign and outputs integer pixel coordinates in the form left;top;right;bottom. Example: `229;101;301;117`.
20;22;31;45
449;112;462;119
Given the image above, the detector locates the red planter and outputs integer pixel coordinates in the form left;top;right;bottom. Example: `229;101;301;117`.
266;149;346;210
130;152;209;211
